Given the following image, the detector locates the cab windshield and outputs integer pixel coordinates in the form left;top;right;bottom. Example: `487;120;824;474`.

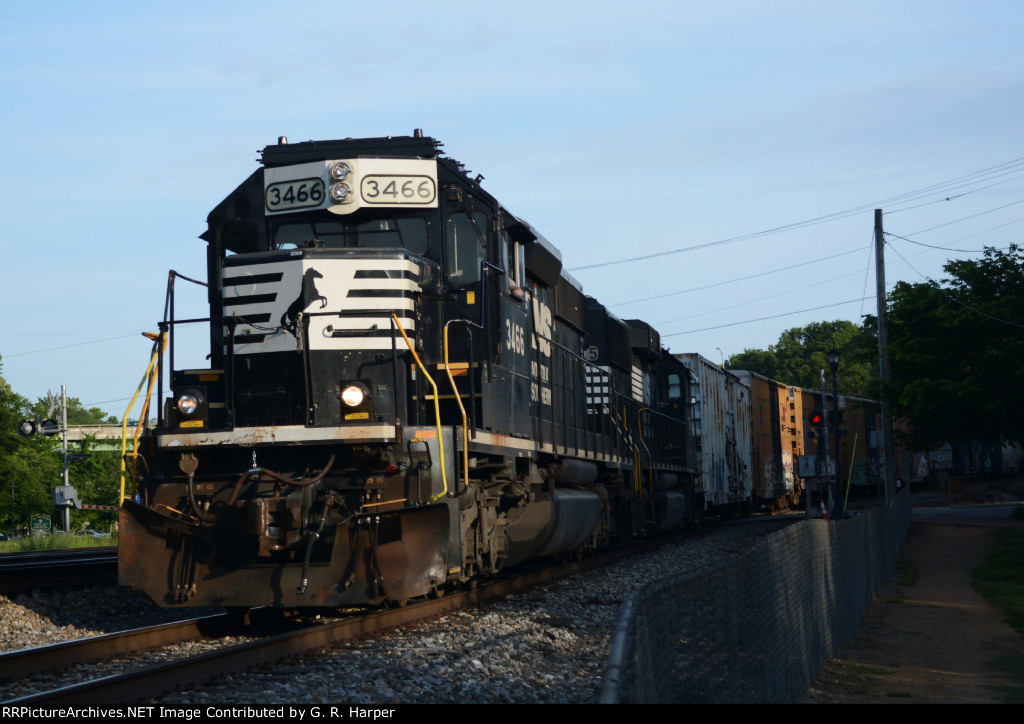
272;213;430;255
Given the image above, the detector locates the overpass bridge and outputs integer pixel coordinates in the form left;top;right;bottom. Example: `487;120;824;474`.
65;424;152;452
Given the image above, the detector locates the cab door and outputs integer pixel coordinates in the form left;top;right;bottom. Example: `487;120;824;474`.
440;194;504;430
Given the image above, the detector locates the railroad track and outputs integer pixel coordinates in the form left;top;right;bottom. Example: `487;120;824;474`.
1;540;661;705
0;548;118;596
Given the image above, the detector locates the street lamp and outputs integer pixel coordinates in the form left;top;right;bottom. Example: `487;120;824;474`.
827;348;841;518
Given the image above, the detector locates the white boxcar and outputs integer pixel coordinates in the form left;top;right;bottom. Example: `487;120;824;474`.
676;353;753;510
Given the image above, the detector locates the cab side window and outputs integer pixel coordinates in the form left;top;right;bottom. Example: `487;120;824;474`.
668;374;682;400
501;231;526;297
446;210;488;285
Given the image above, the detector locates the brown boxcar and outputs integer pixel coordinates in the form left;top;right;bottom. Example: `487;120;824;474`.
733;371;804;510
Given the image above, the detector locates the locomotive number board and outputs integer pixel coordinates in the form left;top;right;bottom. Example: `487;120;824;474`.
265;178;326;212
360;175;436;205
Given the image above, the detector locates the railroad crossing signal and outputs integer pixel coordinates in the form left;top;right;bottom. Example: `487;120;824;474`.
17;418;60;437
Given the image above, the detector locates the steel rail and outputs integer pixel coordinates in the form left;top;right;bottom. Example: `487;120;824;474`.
0;548;119;596
4;541;676;706
0;613;239;682
0;548;117;572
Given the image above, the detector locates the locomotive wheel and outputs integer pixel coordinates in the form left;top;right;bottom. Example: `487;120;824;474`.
428;584;446;599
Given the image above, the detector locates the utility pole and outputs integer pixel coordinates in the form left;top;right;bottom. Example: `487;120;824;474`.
819;368;832;516
60;385;71;533
875;209;896;504
828;349;842;518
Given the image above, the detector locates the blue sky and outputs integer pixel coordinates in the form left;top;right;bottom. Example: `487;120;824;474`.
2;1;1023;416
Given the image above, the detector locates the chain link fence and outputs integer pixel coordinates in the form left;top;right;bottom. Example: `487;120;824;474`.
600;490;912;703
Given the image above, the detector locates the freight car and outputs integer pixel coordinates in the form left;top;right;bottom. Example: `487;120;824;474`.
732;370;805;511
794;389;883;503
119;132;703;608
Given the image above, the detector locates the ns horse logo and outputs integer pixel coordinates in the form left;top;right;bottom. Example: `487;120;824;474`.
281;268;328;335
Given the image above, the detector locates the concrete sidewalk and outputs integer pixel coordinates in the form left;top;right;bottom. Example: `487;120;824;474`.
804;508;1024;703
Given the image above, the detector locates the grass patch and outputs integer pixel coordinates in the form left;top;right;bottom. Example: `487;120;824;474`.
973;529;1024;635
986;655;1024;704
826;661;894;695
899;563;919;587
974;528;1024;702
0;533;117;553
852;664;895;676
877;561;918;603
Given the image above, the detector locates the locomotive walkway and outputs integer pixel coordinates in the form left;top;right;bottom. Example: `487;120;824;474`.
804;500;1024;704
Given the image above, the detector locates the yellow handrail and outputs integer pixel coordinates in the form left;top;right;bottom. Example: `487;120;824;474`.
391;313;448;502
636;407;655;498
442;321;471;495
625;403;642;497
120;332;166;504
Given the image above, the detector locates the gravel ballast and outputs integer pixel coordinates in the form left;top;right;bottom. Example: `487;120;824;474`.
1;518;792;704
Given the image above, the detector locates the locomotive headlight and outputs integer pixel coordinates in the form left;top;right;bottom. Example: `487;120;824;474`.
340;383;368;407
330;182;352;203
329;162;351;181
176;393;201;416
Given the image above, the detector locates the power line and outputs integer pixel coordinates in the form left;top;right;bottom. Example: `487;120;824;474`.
569;156;1024;272
904;198;1024;237
610;246;864;307
615;190;1024;332
661;297;872;338
886;167;1024;214
882;158;1024;209
4;334;140;358
883;231;1010;254
653;266;869;327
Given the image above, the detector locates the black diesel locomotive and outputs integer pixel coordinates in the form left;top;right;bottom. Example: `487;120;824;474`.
119;132;703;608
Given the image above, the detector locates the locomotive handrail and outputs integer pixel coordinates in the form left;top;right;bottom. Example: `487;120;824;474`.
391;312;448;502
545;334;653;465
120;331;166;503
545;336;593;457
477;260;504;382
443;319;480;497
544;334;690;475
636;407;653;498
162;270;208;412
154;309;411;430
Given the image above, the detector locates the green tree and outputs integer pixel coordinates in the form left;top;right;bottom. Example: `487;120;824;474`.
725;347;778;380
0;358;27;459
67;439;123;531
885;245;1024;446
0;358;59;534
2;436;62;532
727;320;877;397
0;359;121;535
